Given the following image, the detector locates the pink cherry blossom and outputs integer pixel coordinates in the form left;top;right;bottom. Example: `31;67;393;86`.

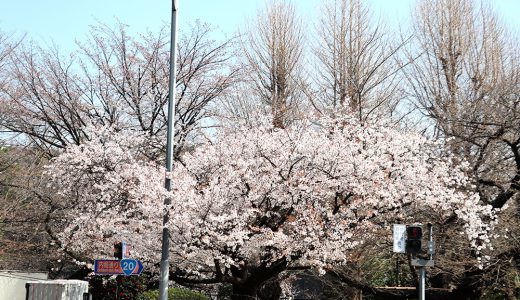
45;114;496;279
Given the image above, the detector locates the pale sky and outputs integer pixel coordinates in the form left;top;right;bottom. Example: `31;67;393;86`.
0;0;519;52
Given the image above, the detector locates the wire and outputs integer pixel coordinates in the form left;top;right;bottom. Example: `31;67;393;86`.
0;272;48;281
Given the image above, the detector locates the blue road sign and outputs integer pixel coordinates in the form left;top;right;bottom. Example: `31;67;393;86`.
121;259;137;275
94;259;144;276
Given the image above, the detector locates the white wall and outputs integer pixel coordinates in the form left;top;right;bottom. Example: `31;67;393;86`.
0;271;48;300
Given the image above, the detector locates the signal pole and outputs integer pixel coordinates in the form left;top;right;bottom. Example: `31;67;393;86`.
419;266;426;300
159;1;178;300
395;223;435;300
411;223;434;300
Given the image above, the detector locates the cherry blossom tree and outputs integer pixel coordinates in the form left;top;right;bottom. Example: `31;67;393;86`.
45;126;172;262
45;115;495;299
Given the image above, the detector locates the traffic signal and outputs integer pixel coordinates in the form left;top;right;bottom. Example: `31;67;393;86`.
113;242;123;259
406;225;422;254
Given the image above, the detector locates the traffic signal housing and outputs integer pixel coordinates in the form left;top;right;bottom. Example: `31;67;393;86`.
113;242;123;259
406;225;422;254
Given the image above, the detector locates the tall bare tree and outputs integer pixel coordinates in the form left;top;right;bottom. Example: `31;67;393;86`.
314;0;407;121
78;21;237;159
403;0;520;297
405;0;519;210
0;21;237;159
240;0;306;128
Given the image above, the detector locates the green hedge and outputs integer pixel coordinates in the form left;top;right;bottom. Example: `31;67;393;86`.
138;288;209;300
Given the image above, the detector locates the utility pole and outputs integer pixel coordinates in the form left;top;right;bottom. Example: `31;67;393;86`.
159;1;178;300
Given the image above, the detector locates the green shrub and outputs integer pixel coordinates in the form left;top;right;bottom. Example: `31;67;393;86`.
138;288;209;300
89;275;148;300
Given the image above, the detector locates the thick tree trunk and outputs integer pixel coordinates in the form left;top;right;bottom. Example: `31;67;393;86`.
229;257;288;300
258;280;282;300
231;280;282;300
231;283;258;300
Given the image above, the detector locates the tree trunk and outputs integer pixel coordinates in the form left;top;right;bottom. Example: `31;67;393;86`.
231;280;282;300
232;283;258;300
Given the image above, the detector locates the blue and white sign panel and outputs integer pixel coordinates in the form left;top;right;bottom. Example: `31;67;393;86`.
120;259;138;276
393;224;406;253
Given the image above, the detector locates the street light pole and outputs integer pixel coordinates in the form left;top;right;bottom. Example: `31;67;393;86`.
159;1;178;299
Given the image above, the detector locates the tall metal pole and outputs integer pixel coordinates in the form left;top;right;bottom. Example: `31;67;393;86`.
159;1;178;299
419;266;426;300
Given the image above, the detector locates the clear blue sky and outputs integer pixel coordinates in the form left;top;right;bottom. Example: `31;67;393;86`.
0;0;519;52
